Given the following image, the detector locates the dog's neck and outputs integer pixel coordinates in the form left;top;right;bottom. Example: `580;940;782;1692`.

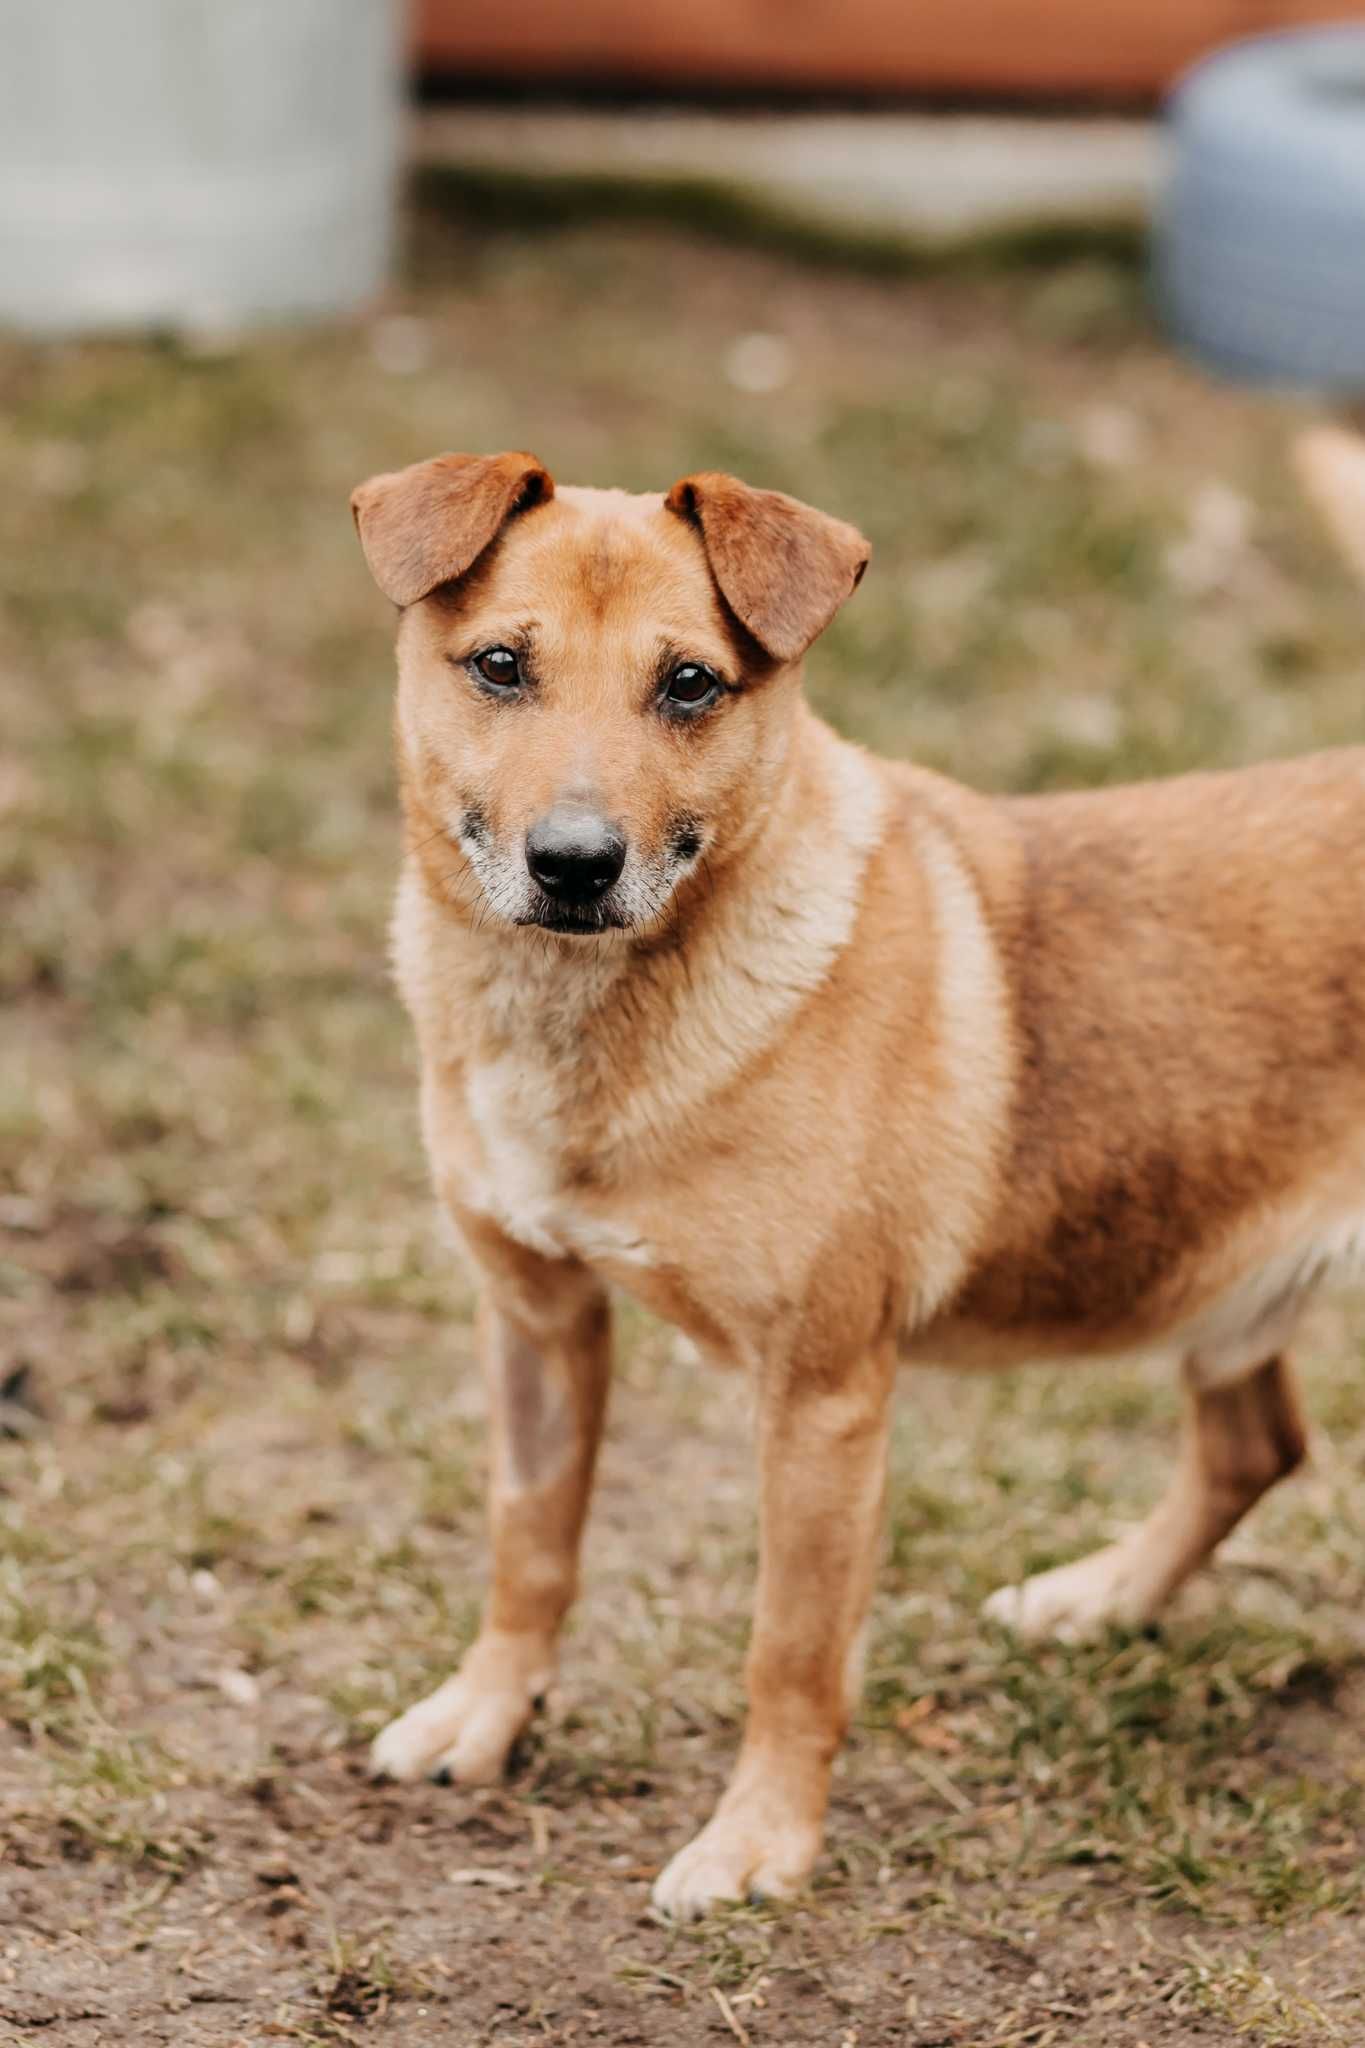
396;714;889;1156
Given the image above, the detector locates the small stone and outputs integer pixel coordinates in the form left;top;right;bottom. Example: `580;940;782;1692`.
724;332;792;394
371;315;433;377
217;1668;260;1708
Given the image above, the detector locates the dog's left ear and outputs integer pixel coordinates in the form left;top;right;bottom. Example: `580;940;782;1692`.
351;450;554;606
665;472;870;663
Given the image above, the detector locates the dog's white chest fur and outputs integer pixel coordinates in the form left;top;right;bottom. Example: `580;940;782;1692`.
462;1052;652;1268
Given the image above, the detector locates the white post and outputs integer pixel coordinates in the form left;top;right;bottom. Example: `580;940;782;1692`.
0;1;405;333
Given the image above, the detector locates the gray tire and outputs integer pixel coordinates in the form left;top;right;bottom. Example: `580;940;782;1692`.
1154;26;1365;389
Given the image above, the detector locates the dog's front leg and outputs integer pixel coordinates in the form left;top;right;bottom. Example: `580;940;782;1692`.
371;1235;611;1786
653;1343;895;1920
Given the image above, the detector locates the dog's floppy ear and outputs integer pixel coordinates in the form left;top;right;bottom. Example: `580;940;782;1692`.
665;472;870;663
350;451;554;606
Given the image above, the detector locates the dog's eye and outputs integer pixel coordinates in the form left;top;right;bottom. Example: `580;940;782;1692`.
473;646;521;691
663;662;720;711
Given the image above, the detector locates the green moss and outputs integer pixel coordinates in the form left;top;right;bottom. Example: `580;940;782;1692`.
412;161;1147;281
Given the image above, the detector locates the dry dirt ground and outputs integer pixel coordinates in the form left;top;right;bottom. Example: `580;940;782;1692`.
3;200;1365;2045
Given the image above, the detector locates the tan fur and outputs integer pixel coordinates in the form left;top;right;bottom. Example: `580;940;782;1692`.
354;451;1365;1918
986;1356;1307;1639
352;451;552;607
664;471;869;661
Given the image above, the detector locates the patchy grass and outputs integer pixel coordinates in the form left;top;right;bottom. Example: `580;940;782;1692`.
1181;1946;1345;2045
2;206;1365;2043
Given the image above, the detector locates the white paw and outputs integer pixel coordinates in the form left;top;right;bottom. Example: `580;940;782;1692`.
651;1812;818;1922
369;1670;536;1786
984;1540;1147;1645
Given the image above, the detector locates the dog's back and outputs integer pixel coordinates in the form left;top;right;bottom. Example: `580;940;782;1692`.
907;749;1365;1366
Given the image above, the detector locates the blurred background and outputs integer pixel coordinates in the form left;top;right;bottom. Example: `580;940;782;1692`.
5;7;1365;2043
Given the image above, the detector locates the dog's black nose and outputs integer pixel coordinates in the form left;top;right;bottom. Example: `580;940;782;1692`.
525;805;626;904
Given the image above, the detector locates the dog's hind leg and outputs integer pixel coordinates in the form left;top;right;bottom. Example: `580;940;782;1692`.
371;1222;611;1786
984;1352;1307;1644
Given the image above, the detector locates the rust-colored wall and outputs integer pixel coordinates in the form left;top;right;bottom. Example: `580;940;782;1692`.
415;0;1365;98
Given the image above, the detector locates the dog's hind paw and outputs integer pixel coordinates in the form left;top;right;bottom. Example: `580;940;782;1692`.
983;1539;1149;1644
369;1641;551;1786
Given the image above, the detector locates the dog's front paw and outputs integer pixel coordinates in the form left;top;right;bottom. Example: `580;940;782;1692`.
651;1806;820;1921
369;1635;553;1786
984;1538;1146;1644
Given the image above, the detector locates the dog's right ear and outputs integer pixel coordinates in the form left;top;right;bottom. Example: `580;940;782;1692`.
350;451;554;606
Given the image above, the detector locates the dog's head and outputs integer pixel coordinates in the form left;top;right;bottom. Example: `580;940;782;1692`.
352;452;869;937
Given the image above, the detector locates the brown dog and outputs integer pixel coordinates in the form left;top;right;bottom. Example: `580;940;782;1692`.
351;450;1361;1919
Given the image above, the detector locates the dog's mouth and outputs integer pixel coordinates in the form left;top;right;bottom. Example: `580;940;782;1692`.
517;895;630;937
